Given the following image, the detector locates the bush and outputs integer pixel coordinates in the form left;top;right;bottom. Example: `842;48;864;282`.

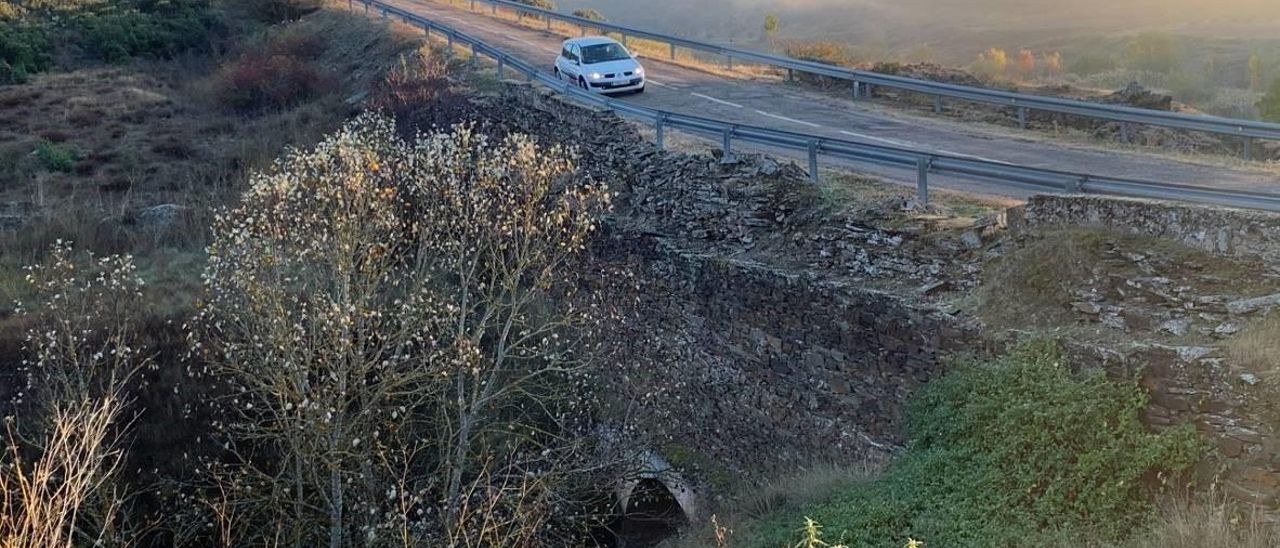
0;22;51;83
72;2;222;63
35;139;78;172
1260;78;1280;122
571;8;604;21
1067;54;1116;76
511;0;553;9
784;41;856;87
785;40;853;67
758;341;1205;547
212;52;335;113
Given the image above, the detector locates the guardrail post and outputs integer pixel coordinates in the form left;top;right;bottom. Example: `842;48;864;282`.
669;43;676;61
655;115;666;150
497;57;505;79
721;126;735;163
447;33;454;55
1119;122;1129;143
1244;137;1253;161
807;140;819;183
852;80;860;100
916;156;930;205
517;10;523;23
424;25;429;38
787;68;794;82
621;35;628;47
1017;107;1027;129
933;95;943;113
726;55;733;70
470;46;479;70
546;17;551;30
470;0;475;10
1066;176;1086;194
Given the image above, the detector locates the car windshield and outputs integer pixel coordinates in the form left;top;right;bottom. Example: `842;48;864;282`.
581;43;631;64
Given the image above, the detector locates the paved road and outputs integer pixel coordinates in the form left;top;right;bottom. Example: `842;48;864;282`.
378;0;1280;199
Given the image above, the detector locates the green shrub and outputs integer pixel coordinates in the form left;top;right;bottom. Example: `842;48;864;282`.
1260;78;1280;122
35;140;78;172
758;340;1205;547
71;1;222;63
0;22;51;83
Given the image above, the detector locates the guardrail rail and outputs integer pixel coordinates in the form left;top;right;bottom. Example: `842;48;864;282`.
430;0;1280;160
352;0;1280;213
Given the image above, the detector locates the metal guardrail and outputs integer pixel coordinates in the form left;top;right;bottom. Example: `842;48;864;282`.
439;0;1280;159
353;0;1280;213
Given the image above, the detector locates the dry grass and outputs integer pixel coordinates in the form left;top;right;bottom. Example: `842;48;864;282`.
0;395;128;548
664;462;883;548
1224;314;1280;379
0;9;420;263
975;227;1278;334
818;170;1013;226
1078;492;1280;548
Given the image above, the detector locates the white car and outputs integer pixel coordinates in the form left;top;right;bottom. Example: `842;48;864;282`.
554;36;645;95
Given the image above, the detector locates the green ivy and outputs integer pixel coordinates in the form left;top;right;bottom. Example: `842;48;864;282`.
759;340;1205;547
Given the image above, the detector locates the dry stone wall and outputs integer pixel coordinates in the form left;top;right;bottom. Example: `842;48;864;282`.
1015;194;1280;264
459;83;982;476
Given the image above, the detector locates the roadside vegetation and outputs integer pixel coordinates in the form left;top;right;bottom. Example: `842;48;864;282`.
675;341;1206;548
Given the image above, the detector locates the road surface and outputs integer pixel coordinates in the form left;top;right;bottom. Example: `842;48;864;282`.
376;0;1280;199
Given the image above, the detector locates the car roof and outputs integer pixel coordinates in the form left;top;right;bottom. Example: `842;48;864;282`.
563;36;621;48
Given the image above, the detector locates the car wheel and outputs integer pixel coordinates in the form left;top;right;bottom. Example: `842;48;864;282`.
579;77;589;90
553;67;560;80
634;86;645;95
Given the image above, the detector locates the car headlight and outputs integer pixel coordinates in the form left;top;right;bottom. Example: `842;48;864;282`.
634;66;645;76
588;72;603;80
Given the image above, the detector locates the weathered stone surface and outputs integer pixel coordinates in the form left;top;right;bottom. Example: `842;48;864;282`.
1016;194;1280;265
1227;293;1280;315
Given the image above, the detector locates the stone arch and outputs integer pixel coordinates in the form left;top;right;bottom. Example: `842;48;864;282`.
615;450;697;522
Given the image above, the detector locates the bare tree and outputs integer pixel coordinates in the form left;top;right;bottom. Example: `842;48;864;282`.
192;113;610;546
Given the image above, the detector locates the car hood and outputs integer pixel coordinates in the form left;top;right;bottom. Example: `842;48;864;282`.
583;58;640;75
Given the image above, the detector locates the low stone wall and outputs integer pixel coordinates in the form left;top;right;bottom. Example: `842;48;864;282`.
1013;194;1280;265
